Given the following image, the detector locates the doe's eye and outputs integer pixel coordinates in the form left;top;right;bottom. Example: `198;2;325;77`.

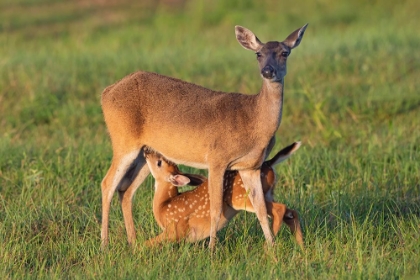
255;52;262;58
281;52;289;57
157;160;162;167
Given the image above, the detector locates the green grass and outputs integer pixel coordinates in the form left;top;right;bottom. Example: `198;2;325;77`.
1;0;420;278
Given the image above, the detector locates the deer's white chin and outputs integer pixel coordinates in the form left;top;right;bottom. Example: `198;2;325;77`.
262;76;283;83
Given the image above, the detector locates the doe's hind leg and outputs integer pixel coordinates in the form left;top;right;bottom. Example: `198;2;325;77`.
118;158;150;245
101;150;141;248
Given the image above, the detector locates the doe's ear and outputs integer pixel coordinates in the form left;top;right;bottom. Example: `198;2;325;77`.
235;25;264;52
169;174;190;187
283;23;308;49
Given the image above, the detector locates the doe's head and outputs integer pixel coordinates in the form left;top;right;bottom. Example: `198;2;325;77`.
235;24;308;82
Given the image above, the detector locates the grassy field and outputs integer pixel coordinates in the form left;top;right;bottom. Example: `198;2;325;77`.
1;0;419;278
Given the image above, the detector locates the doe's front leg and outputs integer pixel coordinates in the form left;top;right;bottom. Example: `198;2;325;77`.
207;166;226;251
239;169;274;247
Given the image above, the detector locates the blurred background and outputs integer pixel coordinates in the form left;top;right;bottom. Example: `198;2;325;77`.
0;0;419;278
1;0;419;148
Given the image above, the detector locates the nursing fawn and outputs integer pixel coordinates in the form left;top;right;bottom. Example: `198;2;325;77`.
144;142;303;247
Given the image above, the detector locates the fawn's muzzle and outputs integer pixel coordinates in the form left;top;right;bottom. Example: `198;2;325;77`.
261;66;275;79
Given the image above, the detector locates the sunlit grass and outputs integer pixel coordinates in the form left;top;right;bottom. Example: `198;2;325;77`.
0;0;419;278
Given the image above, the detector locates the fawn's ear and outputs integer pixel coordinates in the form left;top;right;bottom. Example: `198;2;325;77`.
235;25;264;52
169;174;190;187
283;23;308;49
183;173;207;186
265;141;301;167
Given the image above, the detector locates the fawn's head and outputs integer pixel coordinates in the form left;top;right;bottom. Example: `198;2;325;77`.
144;147;190;187
235;24;308;83
144;147;206;188
260;163;276;190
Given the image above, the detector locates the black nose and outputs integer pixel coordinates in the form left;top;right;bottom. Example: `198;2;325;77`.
261;66;275;79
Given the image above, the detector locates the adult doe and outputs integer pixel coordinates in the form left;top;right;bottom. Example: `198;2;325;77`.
144;142;304;247
100;24;307;249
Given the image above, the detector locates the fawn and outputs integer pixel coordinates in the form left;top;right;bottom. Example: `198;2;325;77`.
144;142;303;247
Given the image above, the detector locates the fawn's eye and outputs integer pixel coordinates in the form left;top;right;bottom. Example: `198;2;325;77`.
157;160;162;167
281;52;289;57
256;52;262;58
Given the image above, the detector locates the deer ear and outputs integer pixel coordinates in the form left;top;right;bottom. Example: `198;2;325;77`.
235;25;263;52
183;174;207;186
169;175;190;186
265;141;301;167
283;23;308;49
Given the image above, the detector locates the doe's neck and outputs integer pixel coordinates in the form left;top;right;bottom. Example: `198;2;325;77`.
256;78;285;133
259;78;284;102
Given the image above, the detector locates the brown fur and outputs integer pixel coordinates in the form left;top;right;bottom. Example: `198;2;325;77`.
100;24;308;249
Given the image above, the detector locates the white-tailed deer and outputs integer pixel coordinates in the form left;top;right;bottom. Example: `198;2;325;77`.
100;24;307;249
144;142;303;247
